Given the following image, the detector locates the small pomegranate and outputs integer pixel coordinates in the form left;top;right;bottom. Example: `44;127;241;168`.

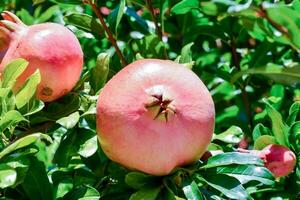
238;144;296;177
97;59;215;175
259;144;296;178
0;11;83;102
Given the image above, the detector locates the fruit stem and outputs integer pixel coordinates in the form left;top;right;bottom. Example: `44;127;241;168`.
89;2;128;67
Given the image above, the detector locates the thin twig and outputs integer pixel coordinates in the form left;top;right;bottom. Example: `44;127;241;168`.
257;7;289;36
146;0;162;40
231;37;252;128
89;2;128;67
145;0;169;59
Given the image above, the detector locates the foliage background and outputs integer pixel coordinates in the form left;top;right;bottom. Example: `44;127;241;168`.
0;0;299;199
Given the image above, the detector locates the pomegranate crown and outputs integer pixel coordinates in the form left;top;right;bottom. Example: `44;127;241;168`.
0;11;26;49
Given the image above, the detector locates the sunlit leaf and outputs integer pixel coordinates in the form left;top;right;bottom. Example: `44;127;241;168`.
202;152;263;169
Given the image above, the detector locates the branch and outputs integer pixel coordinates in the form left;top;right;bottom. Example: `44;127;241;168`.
257;7;289;36
146;0;162;40
231;37;252;128
89;2;128;67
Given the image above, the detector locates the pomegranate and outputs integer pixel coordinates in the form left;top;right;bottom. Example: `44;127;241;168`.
238;144;296;177
0;11;83;102
259;144;296;178
96;59;215;175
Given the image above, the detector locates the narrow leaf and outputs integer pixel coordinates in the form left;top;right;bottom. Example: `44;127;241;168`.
15;69;41;109
213;126;243;144
90;53;110;94
0;133;52;160
263;99;289;147
0;110;28;133
197;174;248;200
231;64;300;86
2;58;28;88
22;158;53;200
0;164;17;188
253;135;276;150
56;111;80;129
183;181;203;200
129;186;161;200
116;0;126;34
202;152;263;169
211;165;274;185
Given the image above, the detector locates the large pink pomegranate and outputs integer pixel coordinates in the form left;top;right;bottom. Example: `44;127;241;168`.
0;11;83;102
96;59;215;175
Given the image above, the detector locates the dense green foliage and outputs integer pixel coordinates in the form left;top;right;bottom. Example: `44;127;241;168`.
0;0;299;199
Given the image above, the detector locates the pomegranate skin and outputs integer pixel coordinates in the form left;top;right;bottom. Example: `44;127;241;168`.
259;144;296;178
0;12;83;102
97;59;215;175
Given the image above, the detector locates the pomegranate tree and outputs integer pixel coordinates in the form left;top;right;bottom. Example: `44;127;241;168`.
96;59;215;175
0;11;83;102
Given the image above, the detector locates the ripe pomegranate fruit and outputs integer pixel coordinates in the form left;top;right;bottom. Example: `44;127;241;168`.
96;59;215;175
0;11;83;102
238;144;296;177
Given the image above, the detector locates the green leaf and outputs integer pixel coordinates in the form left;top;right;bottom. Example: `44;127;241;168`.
287;101;300;125
197;174;248;200
178;42;194;66
263;99;289;147
0;163;16;189
131;35;167;59
0;89;15;116
31;93;80;124
115;0;126;35
90;53;110;94
216;105;239;123
23;99;44;116
62;185;100;200
231;64;300;86
171;0;199;15
266;6;300;49
129;186;161;200
182;181;203;200
211;165;274;185
252;123;272;141
202;152;263;169
213;126;243;144
6;159;30;187
78;135;98;158
22;158;53;200
269;84;285;110
56;111;80;129
53;0;82;4
2;58;28;88
64;13;104;35
254;135;276;150
125;172;159;190
15;69;41;109
53;129;93;167
0;133;52;160
289;122;300;152
0;110;28;133
37;5;59;23
32;0;45;5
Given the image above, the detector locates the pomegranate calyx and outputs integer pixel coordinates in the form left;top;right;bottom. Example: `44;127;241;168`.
145;93;176;122
0;11;26;33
